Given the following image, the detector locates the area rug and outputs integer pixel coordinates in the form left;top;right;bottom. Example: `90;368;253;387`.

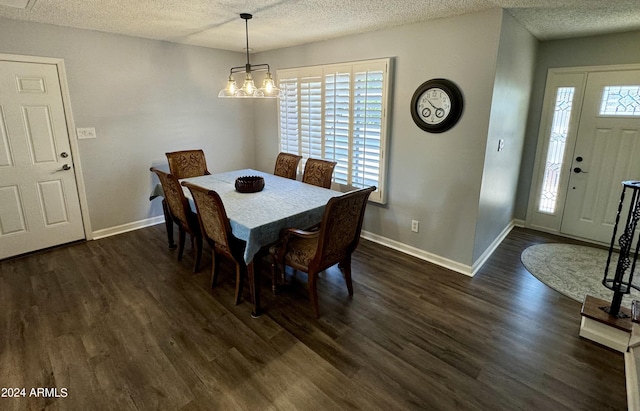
520;243;640;308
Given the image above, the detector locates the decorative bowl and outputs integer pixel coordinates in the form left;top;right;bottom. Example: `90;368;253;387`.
235;176;265;193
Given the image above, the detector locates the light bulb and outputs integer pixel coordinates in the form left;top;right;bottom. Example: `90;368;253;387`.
259;71;282;97
242;73;255;95
263;74;274;93
218;75;238;97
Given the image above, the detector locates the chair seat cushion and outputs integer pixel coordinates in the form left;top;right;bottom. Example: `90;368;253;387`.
283;235;318;268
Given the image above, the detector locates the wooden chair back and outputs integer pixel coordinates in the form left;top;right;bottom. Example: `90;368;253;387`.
274;152;302;180
151;167;203;272
312;186;376;270
181;182;235;255
166;149;211;178
150;167;191;227
181;181;247;304
302;158;337;189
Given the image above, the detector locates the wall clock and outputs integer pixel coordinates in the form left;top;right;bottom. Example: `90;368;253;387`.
410;78;463;133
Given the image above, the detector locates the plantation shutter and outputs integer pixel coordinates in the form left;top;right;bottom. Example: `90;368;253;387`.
279;78;298;153
299;76;323;162
352;66;384;189
277;58;390;204
324;71;351;185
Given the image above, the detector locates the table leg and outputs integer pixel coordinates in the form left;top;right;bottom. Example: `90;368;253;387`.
248;261;262;318
162;199;177;249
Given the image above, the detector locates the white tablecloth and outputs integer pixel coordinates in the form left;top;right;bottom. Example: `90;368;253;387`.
181;169;343;264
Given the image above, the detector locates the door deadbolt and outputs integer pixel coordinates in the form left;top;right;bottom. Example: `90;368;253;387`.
60;152;69;158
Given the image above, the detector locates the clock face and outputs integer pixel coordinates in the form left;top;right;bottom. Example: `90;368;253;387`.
417;87;452;125
410;79;463;133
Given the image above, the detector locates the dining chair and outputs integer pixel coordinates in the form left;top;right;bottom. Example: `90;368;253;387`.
274;152;302;180
166;149;211;179
181;181;248;305
162;149;210;248
150;167;202;272
270;185;376;318
302;158;337;189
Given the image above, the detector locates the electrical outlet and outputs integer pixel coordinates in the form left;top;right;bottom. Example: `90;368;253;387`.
411;220;419;233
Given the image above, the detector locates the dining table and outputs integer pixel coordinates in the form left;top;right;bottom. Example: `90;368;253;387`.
179;168;343;317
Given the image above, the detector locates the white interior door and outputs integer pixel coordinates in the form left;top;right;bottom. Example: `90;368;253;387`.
0;60;84;259
560;70;640;244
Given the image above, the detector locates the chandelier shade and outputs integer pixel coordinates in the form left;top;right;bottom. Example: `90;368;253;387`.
218;13;283;99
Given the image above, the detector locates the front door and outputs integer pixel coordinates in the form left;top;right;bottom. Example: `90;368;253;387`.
560;70;640;243
0;60;84;259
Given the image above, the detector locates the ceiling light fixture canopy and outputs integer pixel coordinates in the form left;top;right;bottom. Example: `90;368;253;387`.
218;13;282;99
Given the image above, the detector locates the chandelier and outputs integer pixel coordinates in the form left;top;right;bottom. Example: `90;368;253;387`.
218;13;282;99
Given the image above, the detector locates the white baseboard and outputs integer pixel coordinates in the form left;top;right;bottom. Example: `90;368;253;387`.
360;230;474;276
94;217;513;278
92;216;164;240
470;220;516;276
362;219;516;277
626;349;640;411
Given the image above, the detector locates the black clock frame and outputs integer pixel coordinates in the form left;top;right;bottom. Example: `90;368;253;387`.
410;78;464;133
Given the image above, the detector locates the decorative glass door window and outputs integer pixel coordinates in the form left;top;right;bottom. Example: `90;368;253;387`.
599;85;640;116
539;87;576;213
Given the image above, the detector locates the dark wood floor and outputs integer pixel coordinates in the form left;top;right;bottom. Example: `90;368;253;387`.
0;225;627;410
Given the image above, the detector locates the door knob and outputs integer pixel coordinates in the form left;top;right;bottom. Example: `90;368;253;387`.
62;164;71;171
573;167;588;174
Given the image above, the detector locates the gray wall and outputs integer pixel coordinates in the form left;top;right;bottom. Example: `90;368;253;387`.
473;12;537;263
1;8;537;269
0;17;254;231
515;30;640;221
254;9;510;266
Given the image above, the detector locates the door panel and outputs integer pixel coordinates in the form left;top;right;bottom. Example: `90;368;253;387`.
561;70;640;243
0;108;11;166
24;105;58;163
0;185;26;234
0;60;84;259
38;180;69;226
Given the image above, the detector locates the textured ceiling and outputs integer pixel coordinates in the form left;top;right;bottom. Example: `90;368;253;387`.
0;0;638;52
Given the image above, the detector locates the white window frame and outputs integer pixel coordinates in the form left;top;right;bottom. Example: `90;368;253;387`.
276;58;392;204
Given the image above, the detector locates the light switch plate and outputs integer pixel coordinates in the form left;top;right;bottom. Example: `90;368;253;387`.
77;127;97;139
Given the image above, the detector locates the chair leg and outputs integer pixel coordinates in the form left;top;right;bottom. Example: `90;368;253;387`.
270;257;280;294
309;271;320;318
211;251;219;287
270;260;276;294
341;256;354;296
193;235;202;273
161;199;176;249
177;227;186;260
234;264;245;305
